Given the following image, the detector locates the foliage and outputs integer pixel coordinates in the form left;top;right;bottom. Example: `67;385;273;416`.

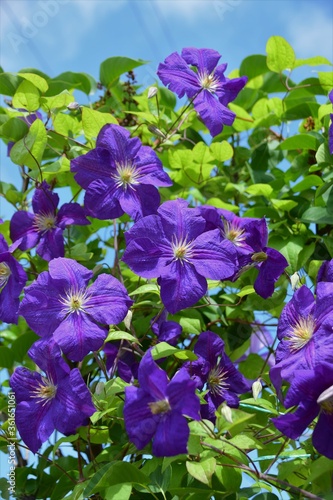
0;35;333;500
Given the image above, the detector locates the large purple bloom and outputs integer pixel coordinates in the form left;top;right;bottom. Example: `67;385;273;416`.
272;362;333;460
19;258;133;361
124;350;200;457
182;331;250;422
122;199;238;314
200;207;288;299
70;124;172;221
0;234;27;324
10;181;90;261
157;47;247;137
269;284;333;395
10;339;95;453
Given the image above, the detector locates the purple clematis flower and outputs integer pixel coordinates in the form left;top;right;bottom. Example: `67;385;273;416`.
200;207;288;299
269;284;333;395
328;89;333;155
10;181;90;261
122;199;238;314
124;350;200;456
150;309;182;346
157;47;247;137
19;257;133;361
272;362;333;460
70;124;172;222
104;341;139;382
182;331;250;422
10;338;95;453
317;258;333;284
0;234;27;324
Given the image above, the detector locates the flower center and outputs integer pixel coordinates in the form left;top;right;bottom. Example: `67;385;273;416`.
207;365;230;397
317;384;333;415
148;399;171;415
112;162;141;191
171;236;195;264
222;220;246;246
59;288;90;315
198;71;220;93
286;315;316;353
33;212;57;233
0;262;11;291
31;377;57;406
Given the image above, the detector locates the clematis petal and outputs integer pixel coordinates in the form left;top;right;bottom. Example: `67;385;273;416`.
181;47;221;75
96;124;141;161
157;51;201;99
272;400;319;440
15;400;54;453
48;257;92;290
138;351;169;400
53;313;108;362
71;147;113;188
36;227;64;261
153;411;190;457
57;203;90;228
118;183;161;221
254;247;288;299
123;237;170;279
159;260;207;314
167;369;200;420
192;230;237;280
84;178;124;220
193;90;236;137
124;385;159;450
32;181;59;214
312;412;333;459
10;211;39;251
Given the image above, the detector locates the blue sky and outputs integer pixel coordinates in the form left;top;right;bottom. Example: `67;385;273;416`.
0;0;332;219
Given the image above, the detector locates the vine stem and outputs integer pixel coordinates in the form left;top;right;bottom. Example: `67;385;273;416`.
201;440;322;500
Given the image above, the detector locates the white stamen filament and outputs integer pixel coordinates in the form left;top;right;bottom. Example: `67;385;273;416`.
148;399;171;415
286;316;316;353
171;235;195;264
112;162;141;191
33;212;57;233
198;71;220;93
222;219;246;246
208;365;230;397
31;376;57;406
59;287;90;315
0;262;11;291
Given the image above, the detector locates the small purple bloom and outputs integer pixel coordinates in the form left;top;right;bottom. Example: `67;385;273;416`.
150;310;182;346
328;89;333;155
269;284;333;395
0;234;27;324
70;124;172;221
10;339;95;453
104;341;139;382
272;362;333;460
182;331;250;421
157;47;247;137
19;257;133;361
124;350;200;456
10;181;90;261
122;199;238;314
202;207;288;299
7;110;42;156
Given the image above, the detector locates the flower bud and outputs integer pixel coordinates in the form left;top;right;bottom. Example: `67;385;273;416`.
67;101;80;110
124;309;133;330
252;379;262;400
148;125;166;139
95;382;105;395
290;272;301;290
147;87;158;99
220;402;233;423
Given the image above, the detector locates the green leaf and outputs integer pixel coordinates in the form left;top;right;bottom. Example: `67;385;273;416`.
53;113;81;137
279;134;320;150
186;458;216;486
105;484;132;500
173;309;204;335
2;117;29;142
266;36;296;72
100;56;147;88
301;207;333;224
47;71;96;95
17;72;48;92
10;119;47;170
82;107;118;140
318;71;333;91
129;283;160;296
271;199;298;211
106;331;139;344
12;80;40;112
294;56;332;67
0;346;15;369
0;72;22;96
269;236;304;272
291;175;323;192
151;342;196;361
83;462;149;496
246;184;273;197
239;55;269;79
40;91;75;111
209;141;233;162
